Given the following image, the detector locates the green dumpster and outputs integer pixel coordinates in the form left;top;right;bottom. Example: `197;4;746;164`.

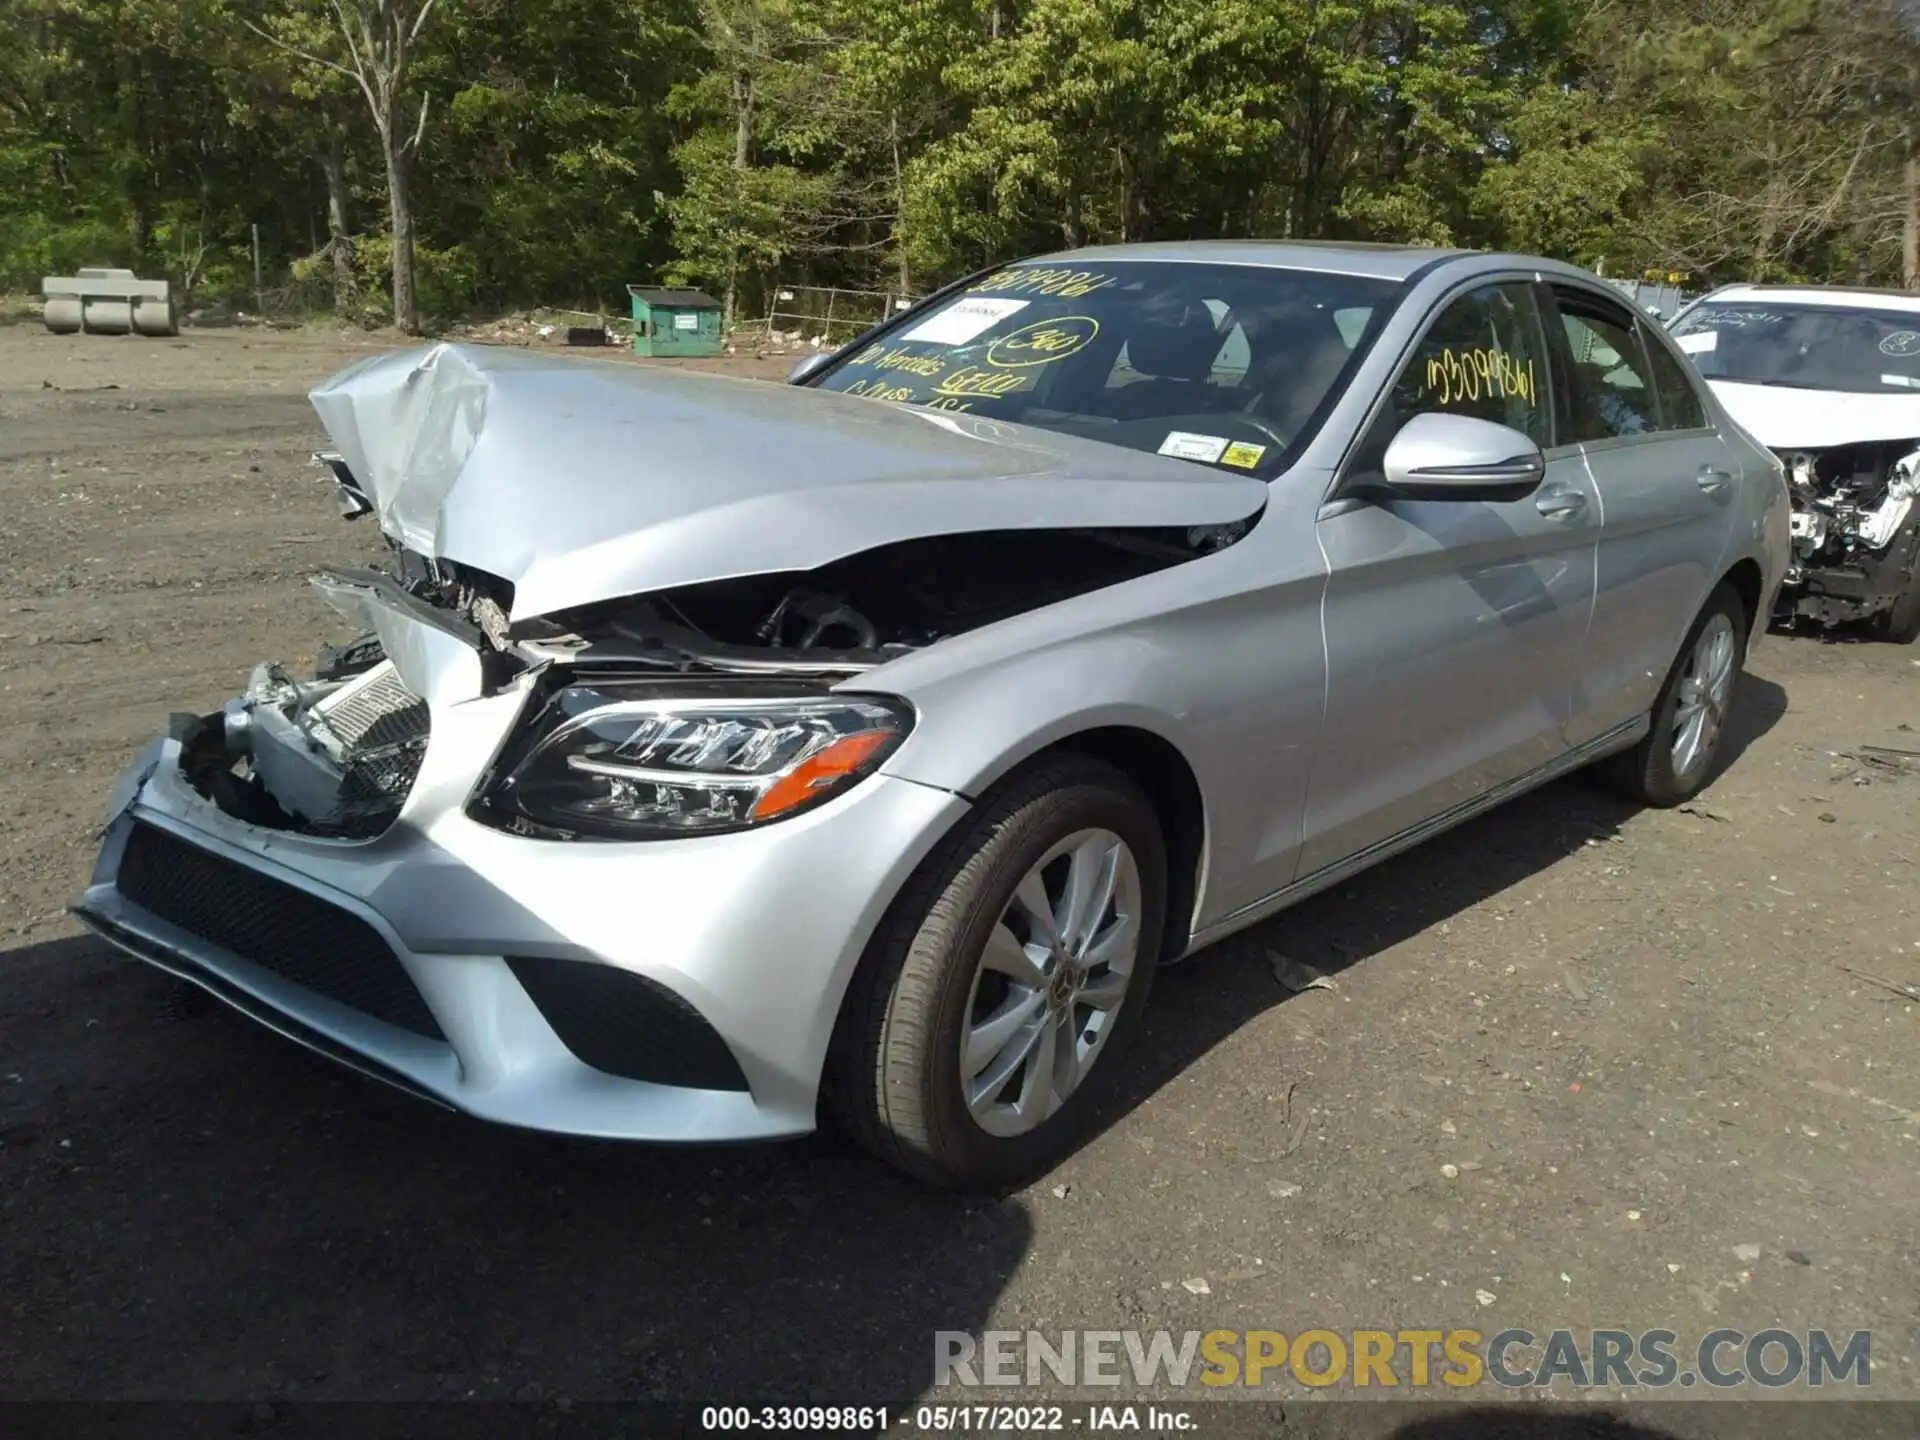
628;286;725;358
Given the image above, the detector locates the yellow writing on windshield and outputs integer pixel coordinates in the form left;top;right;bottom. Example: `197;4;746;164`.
988;316;1099;368
843;377;919;403
969;267;1117;300
932;366;1030;400
849;344;948;378
1425;347;1537;407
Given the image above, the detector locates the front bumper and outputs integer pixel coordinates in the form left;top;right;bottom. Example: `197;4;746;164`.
73;605;968;1143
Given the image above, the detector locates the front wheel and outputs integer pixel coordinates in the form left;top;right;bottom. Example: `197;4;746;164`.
1603;582;1748;806
1874;570;1920;644
824;756;1166;1190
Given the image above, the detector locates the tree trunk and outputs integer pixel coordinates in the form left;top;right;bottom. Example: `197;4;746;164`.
732;71;753;169
1906;126;1920;290
319;137;354;309
382;126;420;334
725;70;754;325
890;112;911;296
125;52;154;262
1383;18;1419;186
1292;21;1322;240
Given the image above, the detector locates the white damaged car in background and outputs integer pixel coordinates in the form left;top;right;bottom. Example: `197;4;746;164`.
1670;284;1920;641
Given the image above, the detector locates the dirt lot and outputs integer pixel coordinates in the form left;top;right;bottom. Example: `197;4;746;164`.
0;324;1915;1424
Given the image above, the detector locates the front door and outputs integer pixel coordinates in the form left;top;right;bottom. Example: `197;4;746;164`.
1299;279;1599;876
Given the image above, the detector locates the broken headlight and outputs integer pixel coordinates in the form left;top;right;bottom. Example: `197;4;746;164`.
472;683;913;839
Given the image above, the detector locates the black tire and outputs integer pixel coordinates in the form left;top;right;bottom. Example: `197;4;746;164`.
1603;582;1748;806
1874;575;1920;644
823;755;1166;1190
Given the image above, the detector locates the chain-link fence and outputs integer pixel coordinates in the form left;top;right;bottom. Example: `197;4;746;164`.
762;282;920;346
1605;278;1697;322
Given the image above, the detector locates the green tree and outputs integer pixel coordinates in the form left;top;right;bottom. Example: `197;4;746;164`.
248;0;446;332
663;0;857;318
1486;0;1920;285
7;0;1917;325
425;0;694;310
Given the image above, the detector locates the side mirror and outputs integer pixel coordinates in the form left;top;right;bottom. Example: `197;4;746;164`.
788;352;833;385
1377;412;1546;502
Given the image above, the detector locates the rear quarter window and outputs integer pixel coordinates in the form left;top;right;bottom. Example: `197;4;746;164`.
1645;335;1708;430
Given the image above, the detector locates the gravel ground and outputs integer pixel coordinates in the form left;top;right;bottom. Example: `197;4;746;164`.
0;325;1915;1429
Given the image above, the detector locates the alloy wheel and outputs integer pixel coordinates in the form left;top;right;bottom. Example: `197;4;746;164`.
1671;611;1737;781
959;827;1142;1138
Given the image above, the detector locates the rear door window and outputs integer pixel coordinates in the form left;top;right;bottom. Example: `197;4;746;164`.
1551;288;1660;440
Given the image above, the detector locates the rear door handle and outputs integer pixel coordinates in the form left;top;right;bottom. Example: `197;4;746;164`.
1534;484;1588;521
1697;466;1735;500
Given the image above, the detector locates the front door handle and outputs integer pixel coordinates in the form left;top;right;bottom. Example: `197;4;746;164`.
1534;484;1588;521
1697;466;1735;500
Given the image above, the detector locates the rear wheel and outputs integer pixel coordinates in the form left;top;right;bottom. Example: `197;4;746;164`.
824;756;1165;1190
1604;582;1747;806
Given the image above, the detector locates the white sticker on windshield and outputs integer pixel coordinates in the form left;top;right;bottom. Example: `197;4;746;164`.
1675;331;1717;354
902;297;1029;346
1881;373;1920;389
1158;431;1230;463
1880;330;1920;357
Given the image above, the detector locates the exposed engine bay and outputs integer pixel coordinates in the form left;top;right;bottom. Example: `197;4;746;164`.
518;522;1250;675
174;456;1250;838
1775;438;1920;629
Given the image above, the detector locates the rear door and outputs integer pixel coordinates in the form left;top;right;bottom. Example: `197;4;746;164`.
1544;283;1741;745
1300;279;1599;876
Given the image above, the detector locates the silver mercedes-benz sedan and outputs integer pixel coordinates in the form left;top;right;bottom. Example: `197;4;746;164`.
76;242;1789;1187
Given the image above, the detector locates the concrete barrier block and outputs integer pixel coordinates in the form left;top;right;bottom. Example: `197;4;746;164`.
40;272;178;336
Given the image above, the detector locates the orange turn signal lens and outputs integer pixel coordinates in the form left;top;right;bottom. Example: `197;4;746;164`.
748;730;895;820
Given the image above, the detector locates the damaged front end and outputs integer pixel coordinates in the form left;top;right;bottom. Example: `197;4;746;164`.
1774;439;1920;629
191;654;430;838
175;466;1251;841
172;548;522;839
166;342;1267;840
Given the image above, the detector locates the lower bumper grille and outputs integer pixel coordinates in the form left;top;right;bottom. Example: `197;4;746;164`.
115;821;445;1041
75;906;452;1112
506;955;749;1091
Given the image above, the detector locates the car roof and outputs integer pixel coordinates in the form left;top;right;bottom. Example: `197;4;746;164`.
1697;283;1920;315
1031;240;1470;281
1026;240;1621;290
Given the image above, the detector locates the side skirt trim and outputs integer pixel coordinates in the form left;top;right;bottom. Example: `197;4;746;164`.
1182;715;1648;955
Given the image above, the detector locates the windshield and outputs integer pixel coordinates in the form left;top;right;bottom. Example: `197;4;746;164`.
1670;301;1920;394
807;260;1404;474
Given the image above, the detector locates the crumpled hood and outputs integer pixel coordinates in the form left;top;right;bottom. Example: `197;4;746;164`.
308;343;1267;621
1708;379;1920;450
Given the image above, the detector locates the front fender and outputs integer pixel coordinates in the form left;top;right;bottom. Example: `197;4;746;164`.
877;637;1202;800
856;579;1326;928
